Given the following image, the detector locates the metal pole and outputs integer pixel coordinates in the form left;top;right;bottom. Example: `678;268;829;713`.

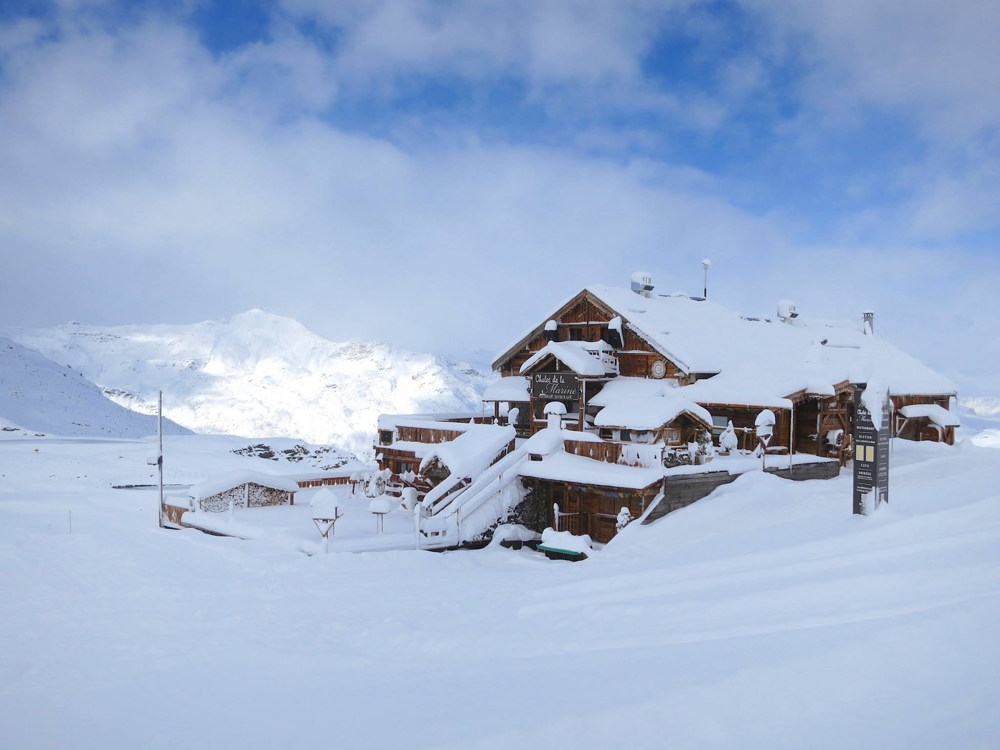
157;390;164;528
789;406;794;475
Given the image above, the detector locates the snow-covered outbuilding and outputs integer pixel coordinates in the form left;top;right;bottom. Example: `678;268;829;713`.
188;472;299;513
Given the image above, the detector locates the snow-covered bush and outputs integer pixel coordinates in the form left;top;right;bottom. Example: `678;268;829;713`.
365;468;391;498
696;429;713;456
616;507;632;532
719;421;738;454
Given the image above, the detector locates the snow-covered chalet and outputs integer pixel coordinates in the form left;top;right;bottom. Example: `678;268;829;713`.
375;273;959;547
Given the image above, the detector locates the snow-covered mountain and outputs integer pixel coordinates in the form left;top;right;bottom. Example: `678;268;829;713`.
0;336;191;438
3;310;495;458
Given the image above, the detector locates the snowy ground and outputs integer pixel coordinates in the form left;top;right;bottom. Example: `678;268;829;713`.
2;431;1000;749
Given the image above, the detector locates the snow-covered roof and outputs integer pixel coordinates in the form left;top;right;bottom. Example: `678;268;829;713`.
377;414;482;431
189;471;299;501
587;377;676;407
482;376;530;402
899;403;960;427
518;451;662;490
418;424;516;478
592;390;713;431
519;341;616;377
582;285;955;399
522;425;602;457
284;466;366;482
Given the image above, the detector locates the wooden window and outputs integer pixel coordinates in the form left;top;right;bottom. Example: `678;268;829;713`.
663;427;682;445
379;430;393;445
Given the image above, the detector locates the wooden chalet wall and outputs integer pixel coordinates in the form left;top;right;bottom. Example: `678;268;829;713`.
702;404;792;452
891;394;956;444
523;476;660;545
891;394;950;411
791;389;853;457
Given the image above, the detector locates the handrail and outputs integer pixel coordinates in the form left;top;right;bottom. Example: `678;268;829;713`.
448;447;531;541
414;444;531;547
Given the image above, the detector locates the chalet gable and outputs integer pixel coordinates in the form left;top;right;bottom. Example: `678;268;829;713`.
492;289;690;381
519;340;618;377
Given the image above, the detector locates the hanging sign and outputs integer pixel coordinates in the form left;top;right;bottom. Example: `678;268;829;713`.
531;372;580;402
852;384;890;515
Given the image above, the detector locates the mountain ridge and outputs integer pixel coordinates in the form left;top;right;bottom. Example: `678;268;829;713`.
3;311;496;458
0;336;191;439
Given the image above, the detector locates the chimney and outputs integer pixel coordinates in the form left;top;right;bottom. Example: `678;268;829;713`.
544;319;558;342
863;310;874;335
543;401;567;430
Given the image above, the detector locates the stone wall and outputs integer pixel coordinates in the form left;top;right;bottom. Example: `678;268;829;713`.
643;460;840;525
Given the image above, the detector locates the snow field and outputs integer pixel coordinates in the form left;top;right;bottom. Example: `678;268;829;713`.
1;435;999;749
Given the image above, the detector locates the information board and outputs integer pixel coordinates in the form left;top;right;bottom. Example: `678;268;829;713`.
853;385;890;515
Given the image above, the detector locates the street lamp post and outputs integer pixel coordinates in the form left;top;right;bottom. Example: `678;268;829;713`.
702;258;712;299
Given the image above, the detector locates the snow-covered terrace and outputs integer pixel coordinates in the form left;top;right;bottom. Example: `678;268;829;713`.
519;451;663;490
178;485;421;553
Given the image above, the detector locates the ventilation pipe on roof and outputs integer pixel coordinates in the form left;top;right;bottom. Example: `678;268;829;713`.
863;310;874;335
543;401;567;430
630;271;654;297
608;316;624;349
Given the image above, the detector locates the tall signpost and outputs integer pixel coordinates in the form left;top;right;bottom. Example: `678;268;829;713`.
852;383;890;515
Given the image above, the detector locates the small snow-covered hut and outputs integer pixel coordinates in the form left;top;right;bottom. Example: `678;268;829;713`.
189;472;299;513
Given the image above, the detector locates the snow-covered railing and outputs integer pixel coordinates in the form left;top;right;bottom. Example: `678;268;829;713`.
563;439;663;469
617;443;664;469
590;350;620;374
421;474;470;513
412;443;532;548
444;445;532;543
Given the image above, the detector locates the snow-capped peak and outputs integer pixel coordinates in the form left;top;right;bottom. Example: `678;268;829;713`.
2;312;495;458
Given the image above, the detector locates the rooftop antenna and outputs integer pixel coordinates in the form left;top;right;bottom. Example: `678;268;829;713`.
702;258;712;299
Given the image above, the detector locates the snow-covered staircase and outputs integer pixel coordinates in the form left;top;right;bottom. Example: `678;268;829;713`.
414;444;530;549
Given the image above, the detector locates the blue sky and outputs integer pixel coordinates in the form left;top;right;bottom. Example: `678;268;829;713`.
1;0;998;394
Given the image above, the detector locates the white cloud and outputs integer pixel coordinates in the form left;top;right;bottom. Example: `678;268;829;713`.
0;2;997;396
756;0;1000;139
281;0;680;85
